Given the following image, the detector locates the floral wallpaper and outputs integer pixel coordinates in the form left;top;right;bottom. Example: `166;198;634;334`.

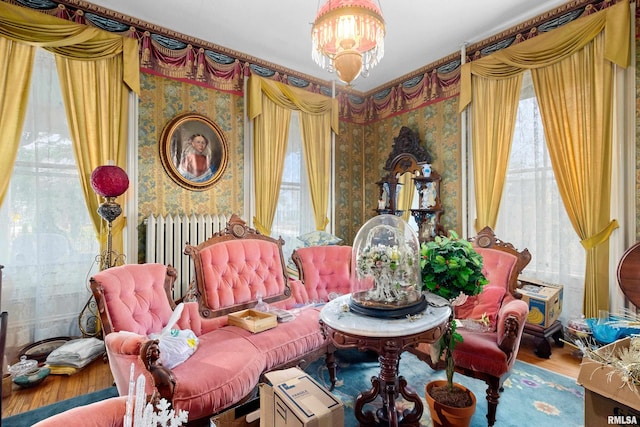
135;72;464;252
133;20;640;253
136;72;244;261
334;121;366;245
332;96;462;245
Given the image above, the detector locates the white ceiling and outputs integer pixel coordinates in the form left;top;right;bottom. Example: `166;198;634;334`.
86;0;571;92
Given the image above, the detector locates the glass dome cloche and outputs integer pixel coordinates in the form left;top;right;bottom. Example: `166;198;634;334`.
350;214;426;318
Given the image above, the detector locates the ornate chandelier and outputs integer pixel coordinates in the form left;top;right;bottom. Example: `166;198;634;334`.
311;0;385;85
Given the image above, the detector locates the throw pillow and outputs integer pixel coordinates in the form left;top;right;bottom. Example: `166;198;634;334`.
297;230;342;247
454;286;506;331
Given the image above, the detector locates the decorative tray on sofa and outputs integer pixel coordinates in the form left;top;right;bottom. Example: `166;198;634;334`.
228;309;277;333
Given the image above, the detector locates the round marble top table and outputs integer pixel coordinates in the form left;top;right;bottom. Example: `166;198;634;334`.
320;293;451;427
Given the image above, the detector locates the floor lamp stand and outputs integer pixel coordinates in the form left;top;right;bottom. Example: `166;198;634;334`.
79;197;126;338
96;196;126;270
80;163;129;338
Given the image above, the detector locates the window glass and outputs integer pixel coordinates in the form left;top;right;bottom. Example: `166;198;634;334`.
0;49;99;357
495;71;585;324
271;112;317;264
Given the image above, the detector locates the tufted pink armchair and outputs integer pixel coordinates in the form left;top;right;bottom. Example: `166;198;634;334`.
90;263;263;422
409;227;531;427
291;245;369;303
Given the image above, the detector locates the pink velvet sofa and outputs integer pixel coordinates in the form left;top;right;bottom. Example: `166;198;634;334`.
90;215;333;423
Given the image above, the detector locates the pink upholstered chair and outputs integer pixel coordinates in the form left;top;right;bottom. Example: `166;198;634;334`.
409;227;531;427
291;245;362;303
90;263;257;422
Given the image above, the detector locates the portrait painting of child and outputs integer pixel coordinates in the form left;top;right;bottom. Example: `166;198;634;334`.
178;133;216;182
160;113;228;190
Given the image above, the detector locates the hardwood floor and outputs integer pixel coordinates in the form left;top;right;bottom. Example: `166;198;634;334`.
515;333;582;378
2;356;114;418
1;332;583;420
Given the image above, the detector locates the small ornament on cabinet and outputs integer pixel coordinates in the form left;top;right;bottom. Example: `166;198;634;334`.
420;182;437;209
378;197;386;210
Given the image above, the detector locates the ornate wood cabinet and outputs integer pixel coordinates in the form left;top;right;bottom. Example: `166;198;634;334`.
374;127;444;242
411;170;445;242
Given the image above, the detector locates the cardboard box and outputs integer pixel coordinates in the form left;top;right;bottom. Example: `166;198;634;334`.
210;397;260;427
260;367;344;427
577;338;640;413
579;338;640;427
583;390;640;427
517;278;563;328
228;309;277;333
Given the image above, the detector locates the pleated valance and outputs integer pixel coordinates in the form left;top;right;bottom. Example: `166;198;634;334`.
248;75;339;135
459;0;630;112
0;1;140;94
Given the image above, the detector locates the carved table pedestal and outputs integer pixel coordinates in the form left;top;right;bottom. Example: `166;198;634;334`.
320;294;450;427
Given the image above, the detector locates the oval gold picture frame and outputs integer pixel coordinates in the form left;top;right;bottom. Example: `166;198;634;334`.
159;113;229;191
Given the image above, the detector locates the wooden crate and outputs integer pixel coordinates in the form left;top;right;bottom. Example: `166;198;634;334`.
228;309;277;333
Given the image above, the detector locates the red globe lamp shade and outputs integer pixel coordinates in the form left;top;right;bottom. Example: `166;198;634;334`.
91;165;129;198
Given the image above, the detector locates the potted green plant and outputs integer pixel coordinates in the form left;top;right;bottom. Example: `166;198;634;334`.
420;231;488;426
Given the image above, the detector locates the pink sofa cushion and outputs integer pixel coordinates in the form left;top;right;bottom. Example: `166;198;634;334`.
455;286;506;331
199;239;287;309
475;247;518;290
170;328;266;420
453;330;509;378
92;263;174;335
295;246;353;301
225;307;325;370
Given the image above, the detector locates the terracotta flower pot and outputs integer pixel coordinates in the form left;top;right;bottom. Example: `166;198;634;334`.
425;380;476;427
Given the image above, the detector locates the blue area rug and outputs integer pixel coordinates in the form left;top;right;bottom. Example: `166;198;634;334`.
2;351;584;427
305;349;584;427
2;386;118;427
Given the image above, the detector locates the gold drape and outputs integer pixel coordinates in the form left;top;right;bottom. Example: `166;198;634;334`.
531;33;618;317
459;0;630;317
252;99;291;235
56;55;130;257
0;1;140;260
0;38;34;204
299;112;331;230
471;74;522;231
248;75;338;234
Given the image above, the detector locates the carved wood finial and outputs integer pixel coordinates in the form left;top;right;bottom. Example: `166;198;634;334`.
384;126;432;171
224;214;259;238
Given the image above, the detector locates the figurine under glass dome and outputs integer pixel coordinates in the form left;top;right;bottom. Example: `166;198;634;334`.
350;214;426;318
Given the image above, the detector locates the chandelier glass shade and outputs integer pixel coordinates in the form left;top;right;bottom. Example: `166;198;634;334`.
311;0;385;85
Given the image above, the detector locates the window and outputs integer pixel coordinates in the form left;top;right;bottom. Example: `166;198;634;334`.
270;112;317;263
0;49;99;356
495;72;585;324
